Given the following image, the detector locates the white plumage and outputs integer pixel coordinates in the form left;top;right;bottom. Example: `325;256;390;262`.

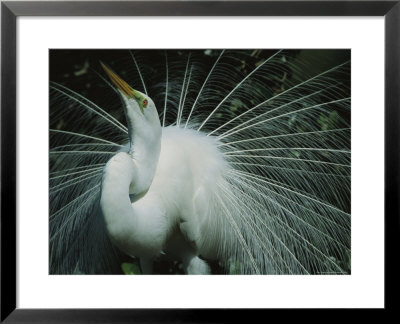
49;50;351;275
102;126;229;274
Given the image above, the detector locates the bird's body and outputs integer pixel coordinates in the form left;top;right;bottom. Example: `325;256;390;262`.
49;50;351;275
101;127;227;273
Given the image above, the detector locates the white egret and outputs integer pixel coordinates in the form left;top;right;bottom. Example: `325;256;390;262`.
49;50;351;275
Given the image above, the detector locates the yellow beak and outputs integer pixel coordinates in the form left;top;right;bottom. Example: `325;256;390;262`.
101;62;137;99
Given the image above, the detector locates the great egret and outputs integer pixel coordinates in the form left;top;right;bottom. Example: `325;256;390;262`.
50;50;351;275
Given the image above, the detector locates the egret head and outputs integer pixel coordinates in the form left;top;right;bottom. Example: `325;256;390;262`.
101;63;161;145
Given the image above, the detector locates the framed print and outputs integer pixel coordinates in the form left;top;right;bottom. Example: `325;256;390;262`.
1;0;398;322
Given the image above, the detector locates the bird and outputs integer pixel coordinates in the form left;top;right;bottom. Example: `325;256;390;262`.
49;49;351;275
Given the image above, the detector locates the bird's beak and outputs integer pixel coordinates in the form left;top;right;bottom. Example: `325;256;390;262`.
101;62;140;100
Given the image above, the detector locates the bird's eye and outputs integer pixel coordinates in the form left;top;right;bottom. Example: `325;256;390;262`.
142;99;148;107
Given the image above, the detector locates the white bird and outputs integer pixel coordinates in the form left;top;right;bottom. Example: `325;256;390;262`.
100;64;227;274
49;50;351;275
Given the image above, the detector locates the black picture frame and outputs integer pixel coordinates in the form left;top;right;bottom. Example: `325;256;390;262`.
1;0;398;322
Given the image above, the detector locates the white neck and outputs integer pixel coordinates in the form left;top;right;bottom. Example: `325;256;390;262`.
128;120;162;195
100;101;162;243
100;152;139;239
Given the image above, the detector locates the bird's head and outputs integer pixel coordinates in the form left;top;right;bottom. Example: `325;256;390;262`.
101;63;161;149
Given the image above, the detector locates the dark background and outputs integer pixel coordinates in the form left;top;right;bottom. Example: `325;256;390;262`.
50;49;351;274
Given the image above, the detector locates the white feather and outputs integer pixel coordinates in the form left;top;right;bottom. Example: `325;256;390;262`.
49;50;351;275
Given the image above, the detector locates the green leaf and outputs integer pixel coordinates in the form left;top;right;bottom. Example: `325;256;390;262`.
291;150;301;158
121;262;141;275
230;99;242;112
317;110;339;131
228;260;242;275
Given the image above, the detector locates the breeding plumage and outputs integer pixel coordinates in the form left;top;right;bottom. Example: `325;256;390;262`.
49;49;351;275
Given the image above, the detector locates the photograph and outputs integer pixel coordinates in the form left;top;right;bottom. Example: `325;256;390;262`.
49;49;351;275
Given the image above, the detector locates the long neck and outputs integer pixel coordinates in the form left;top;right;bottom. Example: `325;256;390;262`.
100;120;162;241
128;121;162;195
100;153;139;239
